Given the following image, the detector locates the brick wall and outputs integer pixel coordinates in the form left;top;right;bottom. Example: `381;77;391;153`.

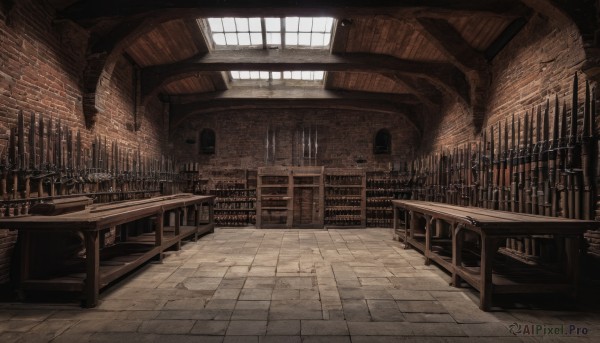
0;0;166;284
171;109;419;170
424;14;591;152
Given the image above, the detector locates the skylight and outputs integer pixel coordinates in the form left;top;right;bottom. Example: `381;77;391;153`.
230;71;325;81
206;17;334;49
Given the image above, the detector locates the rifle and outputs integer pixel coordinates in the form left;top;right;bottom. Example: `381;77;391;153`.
490;125;498;210
558;102;568;218
582;81;594;220
568;74;580;219
540;99;550;216
531;106;540;215
510;113;518;213
481;129;488;208
518;115;525;213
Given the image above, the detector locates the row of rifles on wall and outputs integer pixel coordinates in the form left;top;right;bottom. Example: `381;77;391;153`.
408;74;598;258
0;113;179;217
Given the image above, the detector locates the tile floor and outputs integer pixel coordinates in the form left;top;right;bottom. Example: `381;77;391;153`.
1;228;599;342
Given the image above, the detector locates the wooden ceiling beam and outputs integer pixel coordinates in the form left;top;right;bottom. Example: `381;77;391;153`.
325;20;350;88
181;18;210;54
409;17;490;129
140;50;461;104
169;98;423;136
165;87;421;105
60;1;525;24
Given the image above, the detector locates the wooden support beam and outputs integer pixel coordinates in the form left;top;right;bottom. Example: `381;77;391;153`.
409;17;491;129
165;87;421;104
140;50;462;105
182;18;211;54
60;1;525;23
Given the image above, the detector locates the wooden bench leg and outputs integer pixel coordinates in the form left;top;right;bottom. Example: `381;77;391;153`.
479;235;498;311
452;224;463;287
83;230;100;308
424;216;434;266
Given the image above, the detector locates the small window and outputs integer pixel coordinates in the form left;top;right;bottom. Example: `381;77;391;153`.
200;129;216;155
374;129;391;155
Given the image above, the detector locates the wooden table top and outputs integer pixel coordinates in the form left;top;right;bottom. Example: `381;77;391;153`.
0;194;215;231
392;200;599;234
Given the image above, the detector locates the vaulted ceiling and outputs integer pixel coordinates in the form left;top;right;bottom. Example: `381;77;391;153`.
46;0;594;135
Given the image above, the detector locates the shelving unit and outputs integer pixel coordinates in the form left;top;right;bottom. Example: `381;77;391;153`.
209;169;257;227
324;169;366;227
257;166;324;228
366;171;412;228
257;167;292;228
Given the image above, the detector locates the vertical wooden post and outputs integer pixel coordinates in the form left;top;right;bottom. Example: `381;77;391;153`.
83;230;100;308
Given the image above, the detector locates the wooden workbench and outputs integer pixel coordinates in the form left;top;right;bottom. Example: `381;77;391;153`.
0;194;215;307
392;200;599;311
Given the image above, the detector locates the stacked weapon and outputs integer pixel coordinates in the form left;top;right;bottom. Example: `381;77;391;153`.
0;113;180;217
405;73;596;256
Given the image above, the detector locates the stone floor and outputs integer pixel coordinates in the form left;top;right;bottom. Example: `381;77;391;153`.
1;228;599;342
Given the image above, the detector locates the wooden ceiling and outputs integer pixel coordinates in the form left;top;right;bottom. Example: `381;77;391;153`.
51;0;549;132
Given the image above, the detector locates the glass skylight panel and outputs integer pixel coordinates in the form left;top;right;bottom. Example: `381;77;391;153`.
281;71;324;81
265;18;280;32
285;17;333;47
230;71;270;80
205;17;333;49
230;71;324;81
207;17;263;47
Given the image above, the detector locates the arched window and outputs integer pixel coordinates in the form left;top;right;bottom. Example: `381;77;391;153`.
374;129;391;154
200;129;216;154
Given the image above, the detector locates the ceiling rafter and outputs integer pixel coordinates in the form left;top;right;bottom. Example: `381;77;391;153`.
408;17;490;129
165;88;422;105
60;1;526;24
139;50;464;106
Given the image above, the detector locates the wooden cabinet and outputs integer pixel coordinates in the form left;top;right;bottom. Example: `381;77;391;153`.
257;167;324;228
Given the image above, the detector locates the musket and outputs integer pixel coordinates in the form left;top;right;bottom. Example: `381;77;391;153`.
525;111;534;214
472;142;480;207
540;99;550;216
47;116;53;169
56;119;63;195
39;113;45;168
517;116;525;213
466;143;473;207
559;102;569;218
489;124;497;210
531;106;540;215
23;112;36;199
28;112;35;171
568;74;580;219
35;115;44;198
481;129;488;208
4;127;16;200
581;81;593;220
549;96;559;217
15;111;25;199
18;111;25;171
510;113;518;213
499;120;507;211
